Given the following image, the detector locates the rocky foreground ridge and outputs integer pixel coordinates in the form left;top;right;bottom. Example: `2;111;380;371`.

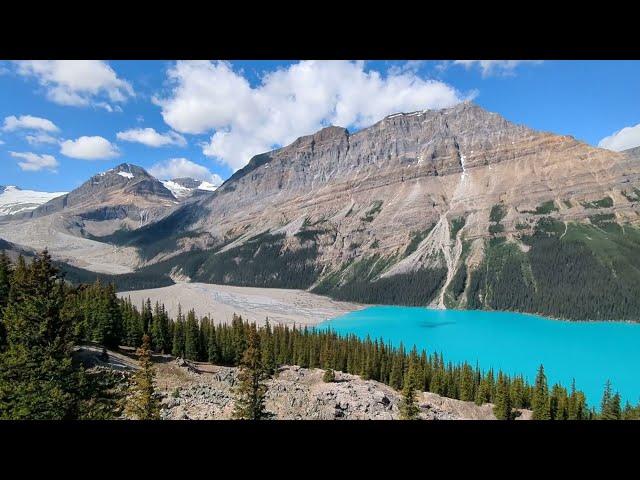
156;358;531;420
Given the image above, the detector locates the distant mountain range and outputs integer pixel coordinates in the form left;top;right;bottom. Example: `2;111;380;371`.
2;101;640;320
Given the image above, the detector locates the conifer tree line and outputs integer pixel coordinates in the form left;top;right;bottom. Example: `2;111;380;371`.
1;250;639;420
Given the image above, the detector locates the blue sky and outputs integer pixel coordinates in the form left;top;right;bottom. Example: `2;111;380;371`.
1;60;639;192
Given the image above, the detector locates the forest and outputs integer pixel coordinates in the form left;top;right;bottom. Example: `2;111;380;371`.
1;249;637;420
465;217;640;320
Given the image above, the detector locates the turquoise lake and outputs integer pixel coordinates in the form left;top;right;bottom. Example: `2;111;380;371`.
321;306;640;407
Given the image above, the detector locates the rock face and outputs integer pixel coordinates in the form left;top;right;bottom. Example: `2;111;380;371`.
158;362;519;420
187;102;638;254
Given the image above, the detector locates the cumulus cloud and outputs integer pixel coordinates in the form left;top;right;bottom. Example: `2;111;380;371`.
154;60;468;170
116;127;186;147
148;158;223;184
60;136;119;160
598;123;640;152
10;151;59;172
452;60;543;77
25;133;59;145
14;60;133;109
2;114;59;132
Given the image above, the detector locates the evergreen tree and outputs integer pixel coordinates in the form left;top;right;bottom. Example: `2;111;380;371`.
0;250;12;348
0;250;79;419
125;334;160;420
141;299;153;334
184;309;200;361
207;322;219;363
150;302;170;353
475;374;491;406
532;365;551;420
399;353;420;420
260;319;277;375
389;351;403;390
232;324;271;420
600;380;621;420
93;283;123;349
459;363;475;402
323;367;336;383
550;384;568;420
171;306;185;358
493;372;513;420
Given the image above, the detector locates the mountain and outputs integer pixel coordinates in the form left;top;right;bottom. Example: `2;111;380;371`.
161;177;219;199
0;163;180;273
4;103;640;320
0;185;67;216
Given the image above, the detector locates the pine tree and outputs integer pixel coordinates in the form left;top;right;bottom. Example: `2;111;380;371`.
92;283;123;349
459;363;475;402
532;365;551;420
493;372;513;420
600;380;621;420
207;323;219;363
184;309;200;361
0;250;12;348
389;352;403;390
172;306;185;358
141;299;153;334
399;354;420;420
0;250;79;419
550;384;568;420
232;325;271;420
125;334;160;420
323;367;336;383
475;375;491;405
260;319;276;375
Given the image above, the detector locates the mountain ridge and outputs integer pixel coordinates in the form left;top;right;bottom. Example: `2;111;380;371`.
3;102;640;320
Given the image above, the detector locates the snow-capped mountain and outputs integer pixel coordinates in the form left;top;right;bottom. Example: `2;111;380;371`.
161;177;220;199
0;185;67;216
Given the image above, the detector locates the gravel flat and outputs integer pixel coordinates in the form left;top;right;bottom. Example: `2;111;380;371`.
118;282;363;326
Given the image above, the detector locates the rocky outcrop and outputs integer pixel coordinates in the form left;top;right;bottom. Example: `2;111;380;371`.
158;362;526;420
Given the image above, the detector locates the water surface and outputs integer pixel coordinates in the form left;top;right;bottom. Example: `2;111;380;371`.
322;306;640;407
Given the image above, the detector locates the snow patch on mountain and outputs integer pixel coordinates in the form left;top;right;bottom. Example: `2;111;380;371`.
117;171;134;179
161;178;220;199
0;186;67;216
162;180;192;199
197;181;219;192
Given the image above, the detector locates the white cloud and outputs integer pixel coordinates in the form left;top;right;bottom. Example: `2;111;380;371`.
10;151;59;172
14;60;133;109
60;136;119;160
598;123;640;152
148;158;223;184
154;60;468;170
116;127;186;147
452;60;543;77
0;139;4;145
25;133;59;145
3;114;59;132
